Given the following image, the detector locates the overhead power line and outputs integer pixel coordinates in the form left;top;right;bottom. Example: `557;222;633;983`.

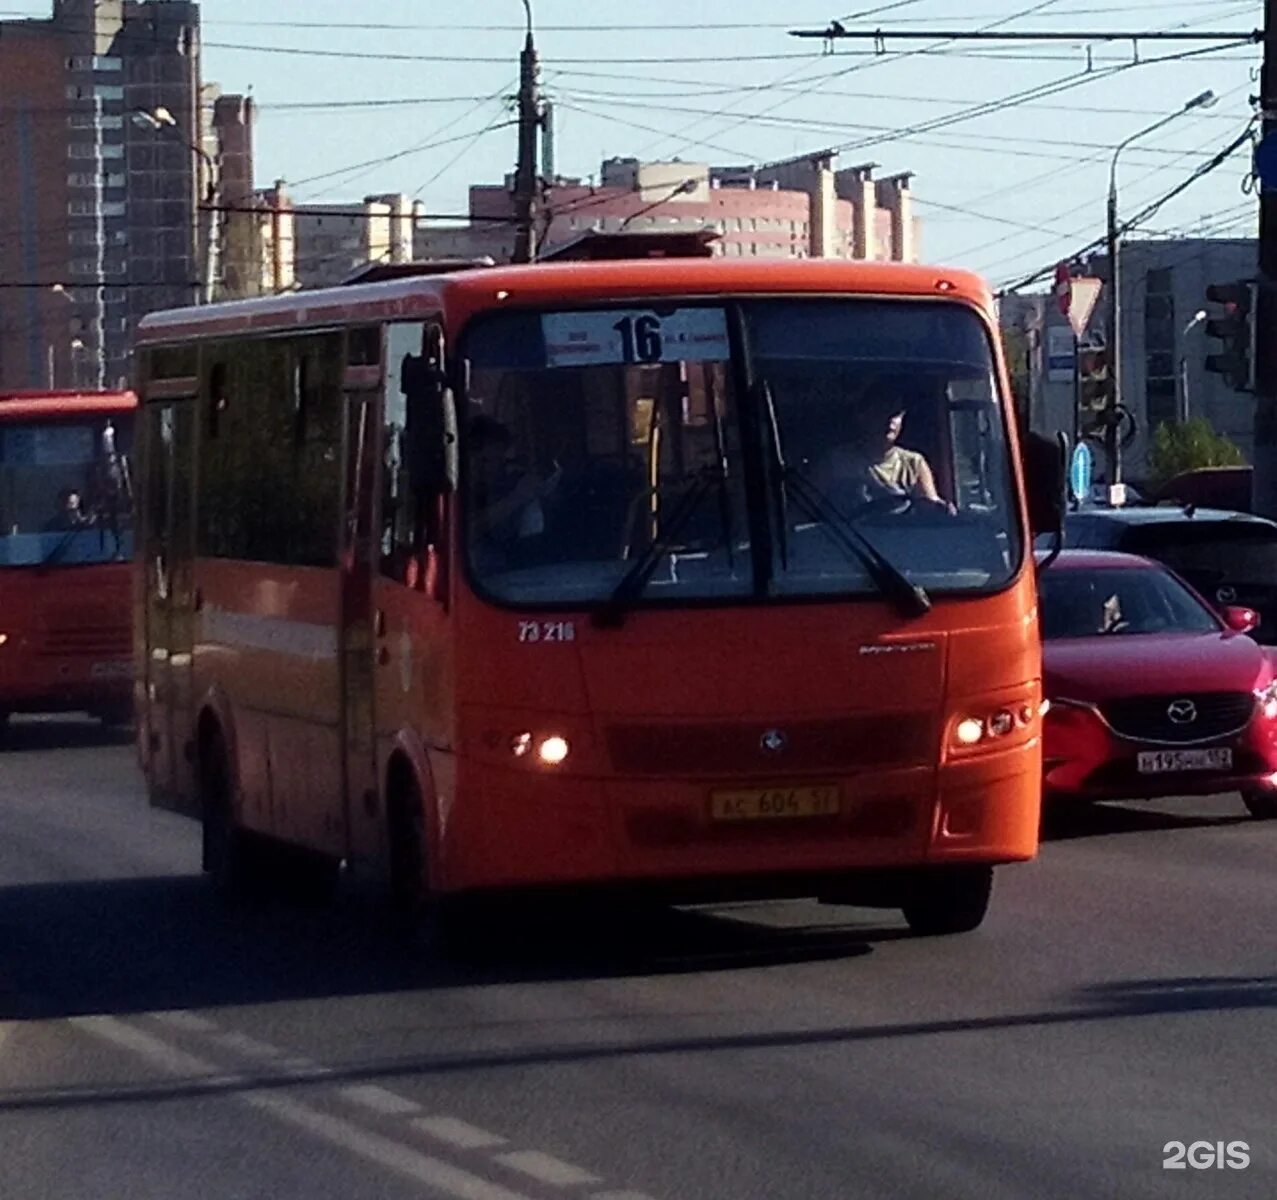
998;121;1258;292
791;26;1260;43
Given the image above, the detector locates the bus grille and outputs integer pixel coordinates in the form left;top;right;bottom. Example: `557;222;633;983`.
606;714;934;776
1099;692;1254;744
39;628;132;658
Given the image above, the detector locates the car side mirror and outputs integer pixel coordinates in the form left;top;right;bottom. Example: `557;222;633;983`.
1022;430;1066;539
1222;605;1260;634
402;325;457;496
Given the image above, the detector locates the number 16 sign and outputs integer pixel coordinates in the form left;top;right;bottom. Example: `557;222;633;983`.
542;308;730;369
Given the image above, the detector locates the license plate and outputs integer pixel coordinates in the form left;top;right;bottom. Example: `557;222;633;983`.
710;785;841;822
1137;748;1233;774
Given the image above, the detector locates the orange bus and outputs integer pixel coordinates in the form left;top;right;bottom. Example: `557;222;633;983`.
133;259;1059;936
0;389;136;733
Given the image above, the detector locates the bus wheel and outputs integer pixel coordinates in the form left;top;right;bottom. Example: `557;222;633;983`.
387;763;429;926
199;728;261;898
1242;789;1277;820
900;865;994;936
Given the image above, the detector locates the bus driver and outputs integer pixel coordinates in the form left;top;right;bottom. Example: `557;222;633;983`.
813;390;952;514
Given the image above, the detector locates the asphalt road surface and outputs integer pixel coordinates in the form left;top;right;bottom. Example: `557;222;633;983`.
2;715;1275;1200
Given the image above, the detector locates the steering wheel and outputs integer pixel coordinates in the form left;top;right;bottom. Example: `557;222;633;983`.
846;494;915;519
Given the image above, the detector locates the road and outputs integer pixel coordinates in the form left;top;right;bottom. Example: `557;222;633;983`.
1;715;1275;1200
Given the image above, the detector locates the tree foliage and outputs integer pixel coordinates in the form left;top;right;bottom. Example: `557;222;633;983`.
1147;419;1245;485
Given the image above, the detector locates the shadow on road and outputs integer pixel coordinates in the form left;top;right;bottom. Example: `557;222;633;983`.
1;963;1272;1115
1041;799;1254;842
0;876;880;1022
0;716;133;755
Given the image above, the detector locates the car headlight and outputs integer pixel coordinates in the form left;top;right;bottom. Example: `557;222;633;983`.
1254;681;1277;721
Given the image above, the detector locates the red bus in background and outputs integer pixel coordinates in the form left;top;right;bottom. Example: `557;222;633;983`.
0;390;136;733
133;259;1061;939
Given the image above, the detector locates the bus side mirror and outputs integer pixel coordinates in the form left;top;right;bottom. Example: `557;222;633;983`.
1023;430;1066;539
402;330;457;495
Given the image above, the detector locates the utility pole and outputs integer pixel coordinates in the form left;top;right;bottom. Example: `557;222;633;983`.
512;0;541;264
1104;185;1123;486
1253;0;1277;518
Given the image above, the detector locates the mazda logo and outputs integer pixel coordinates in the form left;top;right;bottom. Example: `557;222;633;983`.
1167;699;1198;725
760;729;787;754
1217;586;1238;604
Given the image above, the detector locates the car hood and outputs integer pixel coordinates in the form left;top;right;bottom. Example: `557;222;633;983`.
1044;631;1269;701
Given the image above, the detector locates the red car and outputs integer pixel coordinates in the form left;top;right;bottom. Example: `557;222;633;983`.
1038;549;1277;818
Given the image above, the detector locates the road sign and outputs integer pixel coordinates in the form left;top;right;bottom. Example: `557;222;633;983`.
1070;440;1094;503
1046;325;1074;383
1255;133;1277;191
1065;277;1103;339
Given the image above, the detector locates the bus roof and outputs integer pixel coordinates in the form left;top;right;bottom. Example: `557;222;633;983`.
0;390;136;421
135;259;995;346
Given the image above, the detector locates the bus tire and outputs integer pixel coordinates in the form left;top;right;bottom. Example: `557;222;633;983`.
387;759;429;926
199;725;262;899
900;865;994;936
385;761;488;957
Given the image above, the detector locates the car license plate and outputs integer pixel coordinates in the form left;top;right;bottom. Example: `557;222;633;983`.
1136;748;1233;774
709;785;841;822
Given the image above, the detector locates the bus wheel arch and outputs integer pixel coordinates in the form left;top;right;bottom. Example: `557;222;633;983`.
196;702;255;894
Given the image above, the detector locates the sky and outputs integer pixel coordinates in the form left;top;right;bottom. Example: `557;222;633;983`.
3;0;1266;290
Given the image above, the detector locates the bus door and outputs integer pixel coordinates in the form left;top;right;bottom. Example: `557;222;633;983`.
340;330;383;869
142;392;197;809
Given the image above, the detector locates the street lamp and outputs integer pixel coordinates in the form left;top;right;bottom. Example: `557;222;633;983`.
1179;308;1208;423
131;106;221;304
1104;88;1216;483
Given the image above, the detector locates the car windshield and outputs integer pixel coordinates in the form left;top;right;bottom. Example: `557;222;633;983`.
1039;564;1220;639
1121;521;1277;589
0;415;135;567
460;299;1020;608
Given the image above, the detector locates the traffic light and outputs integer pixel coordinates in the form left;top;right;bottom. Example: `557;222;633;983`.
1204;280;1257;392
1078;342;1108;413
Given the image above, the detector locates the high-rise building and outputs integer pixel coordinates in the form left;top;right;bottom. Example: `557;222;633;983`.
416;154;921;266
0;0;250;390
293;194;424;290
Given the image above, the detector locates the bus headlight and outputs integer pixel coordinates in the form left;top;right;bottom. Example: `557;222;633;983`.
954;718;985;746
537;735;570;766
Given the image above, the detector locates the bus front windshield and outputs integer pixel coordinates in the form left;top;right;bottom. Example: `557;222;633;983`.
0;416;134;567
461;300;1021;609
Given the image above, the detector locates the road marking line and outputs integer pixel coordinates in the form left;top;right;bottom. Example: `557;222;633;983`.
495;1150;602;1187
69;1016;537;1200
412;1116;509;1151
151;1011;218;1033
592;1193;660;1200
340;1084;423;1116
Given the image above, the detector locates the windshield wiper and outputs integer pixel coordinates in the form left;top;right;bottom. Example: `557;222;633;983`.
783;468;932;619
40;522;97;568
593;467;724;629
757;382;790;570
